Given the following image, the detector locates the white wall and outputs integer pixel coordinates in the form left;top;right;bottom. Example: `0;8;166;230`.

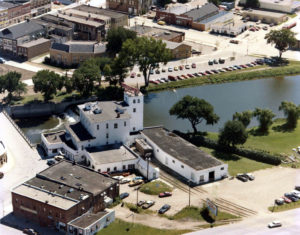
142;133;228;184
124;92;144;132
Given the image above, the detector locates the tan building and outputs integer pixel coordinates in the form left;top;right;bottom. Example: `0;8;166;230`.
242;9;288;25
163;40;192;59
107;0;152;15
17;38;51;60
30;0;51;17
50;41;106;67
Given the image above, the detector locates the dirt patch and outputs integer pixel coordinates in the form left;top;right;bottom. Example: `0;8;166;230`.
0;64;36;81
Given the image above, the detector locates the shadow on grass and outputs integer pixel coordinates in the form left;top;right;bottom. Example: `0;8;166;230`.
200;207;215;223
248;128;269;136
211;150;240;161
272;123;295;133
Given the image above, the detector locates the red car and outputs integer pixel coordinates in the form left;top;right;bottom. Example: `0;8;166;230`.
53;0;61;4
168;75;176;81
159;192;172;198
150;80;159;85
205;70;212;75
187;74;194;78
240;65;248;68
282;196;292;203
192;63;196;68
176;76;183;80
181;75;188;79
179;65;184;70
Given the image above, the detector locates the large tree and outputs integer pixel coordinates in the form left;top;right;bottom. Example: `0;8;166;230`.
265;28;297;58
218;120;248;147
169;95;219;135
233;110;253;128
106;27;137;55
120;37;172;87
279;101;300;129
0;71;27;101
72;59;101;96
32;70;63;101
253;108;275;133
208;0;220;6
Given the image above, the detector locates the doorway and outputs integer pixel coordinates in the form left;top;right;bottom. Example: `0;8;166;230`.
209;171;215;181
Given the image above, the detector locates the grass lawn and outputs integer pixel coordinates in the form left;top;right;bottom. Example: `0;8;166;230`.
268;200;300;212
96;219;190;235
162;206;239;222
201;147;273;176
207;119;300;157
140;180;173;195
125;202;155;214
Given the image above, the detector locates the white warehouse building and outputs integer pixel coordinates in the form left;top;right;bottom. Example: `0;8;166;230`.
239;0;300;13
141;127;228;184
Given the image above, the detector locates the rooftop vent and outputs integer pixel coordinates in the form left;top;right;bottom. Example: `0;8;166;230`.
84;103;91;111
93;108;102;114
68;188;74;193
76;183;82;187
59;185;64;189
60;176;65;180
45;200;49;204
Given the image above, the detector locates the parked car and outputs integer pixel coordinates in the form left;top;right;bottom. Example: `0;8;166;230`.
133;176;144;181
162;68;166;72
120;192;129;199
0;172;3;179
47;159;57;166
53;0;61;5
142;200;155;209
275;198;284;205
177;75;183;80
150;70;154;75
129;179;143;187
295;186;300;191
185;64;190;69
159;78;166;83
158;204;171;214
219;58;225;64
263;26;268;30
244;173;255;181
208;60;214;65
112;175;124;181
291;190;300;198
130;72;136;78
168;75;176;81
174;66;178;71
168;67;173;72
137;200;146;207
149;80;159;85
268;221;282;228
0;58;4;64
54;155;64;161
284;193;299;202
23;228;39;235
179;65;184;70
236;174;248;182
205;70;212;75
159;192;172;198
155;70;160;74
246;63;254;67
181;75;188;79
187;74;194;78
120;178;131;184
213;59;218;64
191;63;196;68
281;196;292;203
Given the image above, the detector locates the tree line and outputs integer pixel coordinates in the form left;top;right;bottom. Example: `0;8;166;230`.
170;95;300;147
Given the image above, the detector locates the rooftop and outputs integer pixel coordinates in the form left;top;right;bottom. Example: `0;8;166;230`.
142;127;223;171
162;4;193;15
243;9;287;17
69;210;109;228
56;13;104;28
0;21;44;40
78;101;130;123
65;122;95;142
74;5;127;19
0;141;5;156
130;25;184;42
200;10;231;24
51;41;106;54
19;38;50;48
260;0;293;6
86;145;137;165
63;9;111;22
38;161;117;196
0;1;19;10
184;3;218;22
13;184;78;210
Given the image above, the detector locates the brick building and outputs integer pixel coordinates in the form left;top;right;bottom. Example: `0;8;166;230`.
163;40;192;59
17;38;51;60
6;0;31;26
106;0;152;15
30;0;51;17
12;161;119;232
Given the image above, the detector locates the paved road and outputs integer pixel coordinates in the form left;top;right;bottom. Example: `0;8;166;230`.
185;208;300;235
0;111;48;234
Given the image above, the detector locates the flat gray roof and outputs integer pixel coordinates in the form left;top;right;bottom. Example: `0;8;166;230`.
69;211;108;228
142;127;223;171
19;38;50;48
87;145;137;165
78;101;130;123
243;9;286;18
74;5;127;19
38;161;117;196
66;122;95;142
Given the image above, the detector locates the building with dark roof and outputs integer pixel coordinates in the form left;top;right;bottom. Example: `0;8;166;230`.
49;41;107;66
106;0;152;15
141;127;228;184
12;160;118;232
183;3;218;22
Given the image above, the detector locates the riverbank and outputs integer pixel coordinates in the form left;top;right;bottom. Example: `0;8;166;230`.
146;61;300;92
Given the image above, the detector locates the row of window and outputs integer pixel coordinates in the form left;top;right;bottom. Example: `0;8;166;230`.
96;121;127;130
132;99;140;104
98;164;135;173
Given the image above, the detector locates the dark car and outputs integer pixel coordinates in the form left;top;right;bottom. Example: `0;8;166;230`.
275;198;284;205
120;192;129;199
159;192;172;198
47;159;57;166
137;200;146;207
23;228;39;235
284;193;299;202
0;172;4;179
219;58;225;64
236;174;248;182
158;204;171;214
213;59;218;64
0;59;4;64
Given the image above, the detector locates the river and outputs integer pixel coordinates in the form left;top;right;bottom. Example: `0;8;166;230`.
16;75;300;143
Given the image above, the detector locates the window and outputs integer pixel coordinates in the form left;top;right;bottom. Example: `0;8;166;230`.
107;168;110;172
114;167;117;171
133;127;136;131
138;99;140;103
123;165;126;170
114;123;118;129
15;199;18;203
106;123;109;129
181;165;184;169
106;133;109;138
221;167;224;170
200;175;204;182
133;108;136;113
172;160;175;164
133;99;136;103
124;121;126;127
97;124;99;130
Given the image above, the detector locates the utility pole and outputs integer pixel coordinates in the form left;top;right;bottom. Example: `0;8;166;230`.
188;180;191;207
146;157;150;181
136;186;140;206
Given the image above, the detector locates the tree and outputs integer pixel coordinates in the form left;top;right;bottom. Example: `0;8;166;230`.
208;0;220;6
253;108;275;133
169;95;219;135
119;37;172;87
233;110;253;128
279;101;300;129
158;0;172;7
72;59;101;96
245;0;260;8
218;120;248;147
106;27;137;55
32;70;63;101
0;72;27;101
110;55;129;85
265;29;297;58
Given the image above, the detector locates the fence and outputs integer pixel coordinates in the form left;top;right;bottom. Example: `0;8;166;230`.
2;110;36;148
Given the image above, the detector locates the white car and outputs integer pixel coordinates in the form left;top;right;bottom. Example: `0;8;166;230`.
291;190;300;198
268;221;282;228
168;67;173;72
112;175;124;181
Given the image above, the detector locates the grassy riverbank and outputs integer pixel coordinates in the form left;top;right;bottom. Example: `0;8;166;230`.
146;61;300;92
